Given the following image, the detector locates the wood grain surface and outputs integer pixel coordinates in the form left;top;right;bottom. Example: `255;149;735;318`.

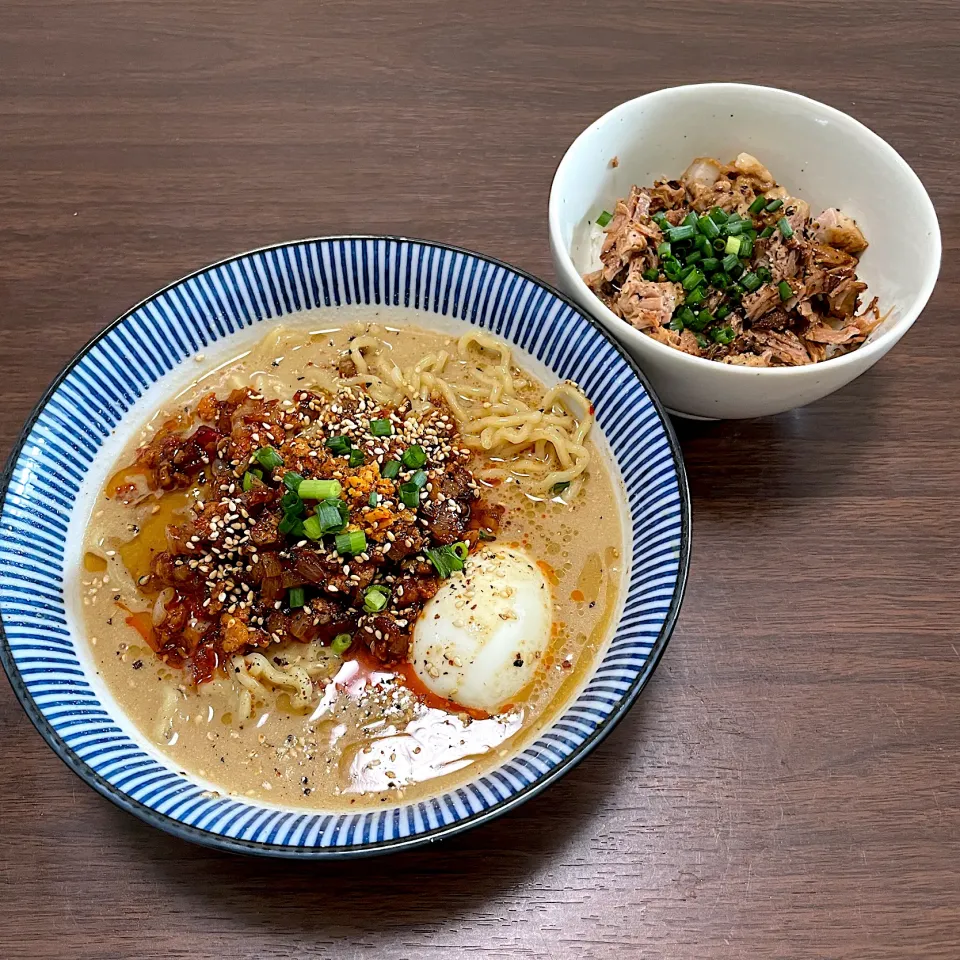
1;1;959;957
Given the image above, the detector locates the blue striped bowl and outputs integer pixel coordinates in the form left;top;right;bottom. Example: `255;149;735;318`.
0;238;690;857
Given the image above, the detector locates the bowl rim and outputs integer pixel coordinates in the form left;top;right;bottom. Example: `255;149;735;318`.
0;235;692;859
548;82;942;377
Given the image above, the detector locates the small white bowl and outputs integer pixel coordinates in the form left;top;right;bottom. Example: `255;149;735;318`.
549;83;941;420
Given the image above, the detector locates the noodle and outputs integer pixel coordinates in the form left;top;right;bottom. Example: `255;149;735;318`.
338;327;594;498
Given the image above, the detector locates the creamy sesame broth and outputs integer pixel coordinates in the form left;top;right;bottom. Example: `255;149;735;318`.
81;317;626;809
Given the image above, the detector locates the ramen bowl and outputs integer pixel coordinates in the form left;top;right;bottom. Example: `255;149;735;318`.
549;83;941;419
0;238;689;857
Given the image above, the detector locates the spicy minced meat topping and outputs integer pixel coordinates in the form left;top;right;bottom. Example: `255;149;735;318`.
130;384;502;683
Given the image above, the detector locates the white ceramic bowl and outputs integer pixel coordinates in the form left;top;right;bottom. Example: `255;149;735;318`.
549;83;941;420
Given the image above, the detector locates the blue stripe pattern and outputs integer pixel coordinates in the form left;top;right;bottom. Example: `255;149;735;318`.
0;239;688;856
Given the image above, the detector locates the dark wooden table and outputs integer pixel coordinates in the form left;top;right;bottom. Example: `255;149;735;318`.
2;1;958;957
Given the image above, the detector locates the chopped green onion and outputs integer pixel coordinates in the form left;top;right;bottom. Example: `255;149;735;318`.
315;498;349;534
335;529;367;556
425;543;468;578
401;445;427;469
362;585;390;613
252;446;283;470
657;241;672;258
757;266;773;282
685;310;710;332
369;418;393;437
697;215;720;239
685;251;703;265
477;529;496;541
368;491;379;507
642;267;660;282
778;280;794;301
748;196;768;215
729;261;745;280
709;207;729;224
595;209;613;228
724;236;741;256
381;460;401;480
452;542;469;561
686;287;705;306
741;272;762;292
331;633;353;655
678;306;698;328
302;514;323;540
777;216;794;239
715;303;732;321
712;272;730;290
711;325;737;345
725;219;751;236
399;483;421;509
288;587;305;608
712;237;727;253
681;268;704;292
283;471;303;493
693;235;710;254
726;211;742;224
666;224;696;242
668;315;684;332
298;478;342;500
765;198;784;212
277;514;305;538
721;253;739;272
700;257;720;273
759;225;775;238
325;435;351;456
409;469;428;489
663;259;682;281
551;480;571;495
683;211;698;228
694;332;709;349
242;468;262;492
653;212;670;228
348;448;365;468
739;237;754;259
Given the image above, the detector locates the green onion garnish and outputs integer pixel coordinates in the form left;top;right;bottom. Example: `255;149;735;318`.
401;445;427;469
425;542;469;578
663;259;682;281
681;268;704;292
709;207;729;224
700;257;720;273
765;198;784;212
288;587;305;609
683;211;698;228
777;216;794;239
668;315;684;332
678;306;698;328
757;266;773;282
331;633;352;655
334;529;367;556
685;251;703;265
686;287;705;306
778;280;794;301
252;446;283;470
721;253;739;272
724;236;741;256
362;584;390;613
381;460;401;480
325;436;351;456
551;480;571;495
741;272;762;292
715;303;731;321
759;225;775;238
302;515;323;540
642;267;660;282
666;224;696;242
282;471;303;493
242;468;262;492
711;325;737;345
696;215;720;239
739;237;754;259
399;483;421;509
712;237;727;253
348;448;365;468
725;219;751;236
369;418;393;437
595;210;613;228
694;332;709;349
298;478;342;500
657;241;672;258
315;498;349;534
748;196;768;215
729;261;744;280
695;235;711;254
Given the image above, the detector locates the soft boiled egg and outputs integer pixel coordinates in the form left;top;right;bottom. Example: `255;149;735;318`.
411;545;553;713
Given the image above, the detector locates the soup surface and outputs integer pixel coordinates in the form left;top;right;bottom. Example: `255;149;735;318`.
81;313;626;810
